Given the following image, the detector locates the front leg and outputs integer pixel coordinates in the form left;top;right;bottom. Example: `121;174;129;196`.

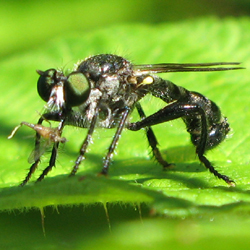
19;112;66;186
35;118;65;183
19;116;45;186
128;102;234;186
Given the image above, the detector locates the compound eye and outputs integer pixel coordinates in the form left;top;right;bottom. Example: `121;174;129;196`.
64;72;91;106
37;69;57;102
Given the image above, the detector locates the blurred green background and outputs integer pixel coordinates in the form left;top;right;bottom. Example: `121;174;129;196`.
1;1;250;249
1;0;250;58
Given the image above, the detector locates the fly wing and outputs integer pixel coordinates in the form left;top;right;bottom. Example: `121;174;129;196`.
133;62;244;74
28;139;50;164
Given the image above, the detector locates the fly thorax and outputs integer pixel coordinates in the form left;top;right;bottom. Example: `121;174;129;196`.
85;88;102;121
99;75;120;97
98;106;114;128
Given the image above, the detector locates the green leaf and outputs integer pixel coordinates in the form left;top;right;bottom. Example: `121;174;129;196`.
1;18;250;249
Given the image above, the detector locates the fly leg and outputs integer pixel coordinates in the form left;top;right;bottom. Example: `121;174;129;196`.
101;108;130;175
35;118;65;183
128;102;235;186
69;107;99;176
19;111;66;186
135;102;173;169
19;116;44;186
69;107;130;177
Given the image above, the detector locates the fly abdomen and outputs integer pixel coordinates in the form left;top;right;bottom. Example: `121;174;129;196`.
207;118;230;149
183;92;230;150
187;117;230;150
150;77;189;103
150;78;230;151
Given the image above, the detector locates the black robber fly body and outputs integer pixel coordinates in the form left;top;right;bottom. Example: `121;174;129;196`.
9;54;243;186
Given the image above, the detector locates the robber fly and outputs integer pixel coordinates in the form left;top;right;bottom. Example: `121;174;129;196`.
9;54;243;186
